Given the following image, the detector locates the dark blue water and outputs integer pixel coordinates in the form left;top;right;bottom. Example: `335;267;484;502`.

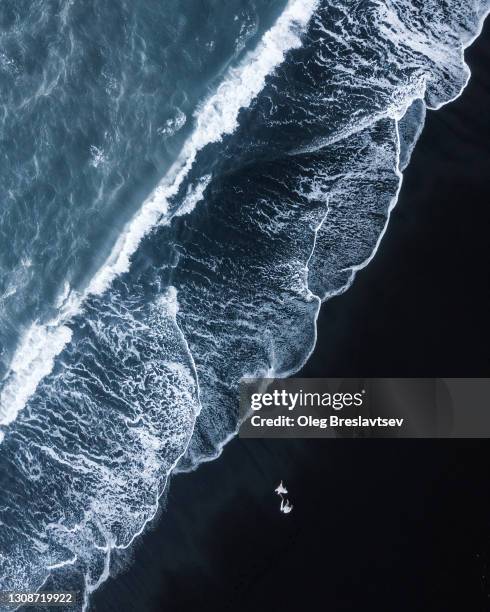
0;1;488;609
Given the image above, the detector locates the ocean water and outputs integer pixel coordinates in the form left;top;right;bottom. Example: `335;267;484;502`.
0;1;488;609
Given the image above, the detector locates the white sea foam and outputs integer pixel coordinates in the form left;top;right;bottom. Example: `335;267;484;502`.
89;145;106;168
0;323;72;427
0;0;319;429
0;291;79;428
158;109;187;138
175;174;212;218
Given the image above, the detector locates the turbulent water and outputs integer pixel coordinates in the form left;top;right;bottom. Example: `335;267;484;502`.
0;0;488;609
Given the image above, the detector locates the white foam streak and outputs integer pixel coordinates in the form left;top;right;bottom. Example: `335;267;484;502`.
0;0;318;430
0;323;72;427
175;174;212;218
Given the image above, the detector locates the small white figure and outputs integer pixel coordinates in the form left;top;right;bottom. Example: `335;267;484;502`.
275;481;293;514
275;481;288;496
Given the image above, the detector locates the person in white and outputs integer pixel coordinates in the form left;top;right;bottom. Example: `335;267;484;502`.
275;481;293;514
